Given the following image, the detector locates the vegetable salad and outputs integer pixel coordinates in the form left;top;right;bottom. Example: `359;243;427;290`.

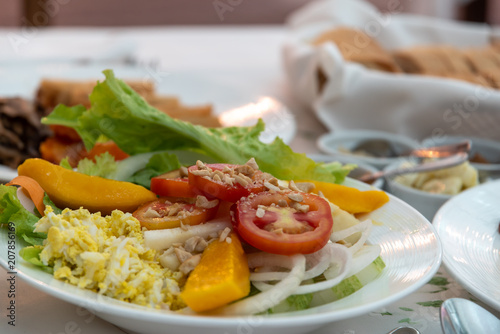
0;70;389;315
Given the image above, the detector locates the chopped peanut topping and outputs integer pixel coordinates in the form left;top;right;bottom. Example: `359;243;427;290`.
264;180;280;192
195;195;219;209
245;157;259;170
190;158;262;188
219;227;231;242
179;166;189;177
288;180;300;192
287;192;304;202
295;182;315;193
256;207;266;218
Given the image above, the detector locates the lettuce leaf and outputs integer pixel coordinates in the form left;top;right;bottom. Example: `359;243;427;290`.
77;152;118;178
126;152;181;188
19;246;52;273
43;70;351;183
72;151;182;188
0;185;46;246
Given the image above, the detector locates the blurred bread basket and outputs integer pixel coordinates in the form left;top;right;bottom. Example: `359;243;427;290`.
283;0;500;141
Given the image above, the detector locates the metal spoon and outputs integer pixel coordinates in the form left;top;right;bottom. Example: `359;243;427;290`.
351;139;471;159
387;325;421;334
409;140;471;158
440;298;500;334
358;152;469;183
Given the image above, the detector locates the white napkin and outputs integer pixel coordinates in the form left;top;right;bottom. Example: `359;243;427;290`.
283;0;500;141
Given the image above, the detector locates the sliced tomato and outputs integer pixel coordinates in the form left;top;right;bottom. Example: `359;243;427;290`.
151;169;198;198
85;141;129;161
231;191;333;255
187;163;267;202
133;197;219;230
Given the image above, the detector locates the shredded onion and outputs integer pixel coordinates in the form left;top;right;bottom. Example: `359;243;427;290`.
330;219;372;254
250;244;332;282
16;187;35;214
218;253;306;315
252;243;352;295
347;244;381;277
143;217;231;250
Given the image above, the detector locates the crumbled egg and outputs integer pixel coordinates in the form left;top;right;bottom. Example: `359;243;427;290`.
394;161;479;195
34;206;185;310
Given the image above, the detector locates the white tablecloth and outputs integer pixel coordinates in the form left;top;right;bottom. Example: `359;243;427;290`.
0;26;499;334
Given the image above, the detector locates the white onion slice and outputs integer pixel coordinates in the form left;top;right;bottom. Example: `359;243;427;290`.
330;219;372;254
347;244;381;277
16;187;36;214
253;243;352;295
250;244;332;282
218;253;306;315
144;217;231;250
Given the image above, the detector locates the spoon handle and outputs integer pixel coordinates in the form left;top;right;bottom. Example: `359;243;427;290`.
408;140;471;158
359;153;469;183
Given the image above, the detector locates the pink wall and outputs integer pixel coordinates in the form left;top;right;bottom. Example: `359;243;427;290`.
0;0;21;26
0;1;491;27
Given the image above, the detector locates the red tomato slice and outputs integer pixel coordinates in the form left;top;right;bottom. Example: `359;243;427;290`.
151;169;198;198
232;191;333;255
187;163;267;202
133;197;219;230
85;141;129;161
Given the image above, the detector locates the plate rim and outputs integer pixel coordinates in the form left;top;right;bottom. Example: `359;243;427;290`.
433;179;500;311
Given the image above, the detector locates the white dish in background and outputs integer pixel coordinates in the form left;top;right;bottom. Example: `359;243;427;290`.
0;165;17;183
433;180;500;312
218;96;296;144
317;130;420;169
0;178;441;334
383;161;452;222
422;135;500;181
308;153;384;189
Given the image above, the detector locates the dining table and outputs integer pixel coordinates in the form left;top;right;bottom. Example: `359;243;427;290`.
0;25;499;334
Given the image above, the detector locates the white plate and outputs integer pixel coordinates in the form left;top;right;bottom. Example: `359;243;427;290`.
0;165;17;183
433;180;500;311
0;178;441;334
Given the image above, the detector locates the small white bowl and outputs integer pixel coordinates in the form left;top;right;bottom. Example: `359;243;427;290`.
422;135;500;181
308;153;384;188
384;170;451;221
383;158;482;221
317;130;420;169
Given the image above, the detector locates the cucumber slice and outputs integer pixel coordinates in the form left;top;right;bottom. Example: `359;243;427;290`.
310;256;386;307
263;256;386;313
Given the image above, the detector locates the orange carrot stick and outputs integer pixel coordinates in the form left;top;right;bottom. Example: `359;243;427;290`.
6;175;46;215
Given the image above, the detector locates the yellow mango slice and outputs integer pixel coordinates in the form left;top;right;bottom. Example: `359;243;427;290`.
17;158;157;215
180;233;250;312
301;180;389;214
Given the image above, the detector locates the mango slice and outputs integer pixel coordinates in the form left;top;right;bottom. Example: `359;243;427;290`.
180;233;250;312
302;180;389;214
17;158;157;215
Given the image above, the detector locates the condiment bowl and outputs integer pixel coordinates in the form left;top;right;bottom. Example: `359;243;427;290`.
384;168;451;221
317;130;420;169
383;159;480;221
422;136;500;181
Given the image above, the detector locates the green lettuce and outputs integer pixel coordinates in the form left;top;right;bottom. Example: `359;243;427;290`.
70;151;182;189
19;246;52;273
43;69;351;183
76;152;118;177
125;152;181;188
0;185;46;246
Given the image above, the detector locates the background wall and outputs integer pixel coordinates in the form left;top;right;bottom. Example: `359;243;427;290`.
0;0;493;27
